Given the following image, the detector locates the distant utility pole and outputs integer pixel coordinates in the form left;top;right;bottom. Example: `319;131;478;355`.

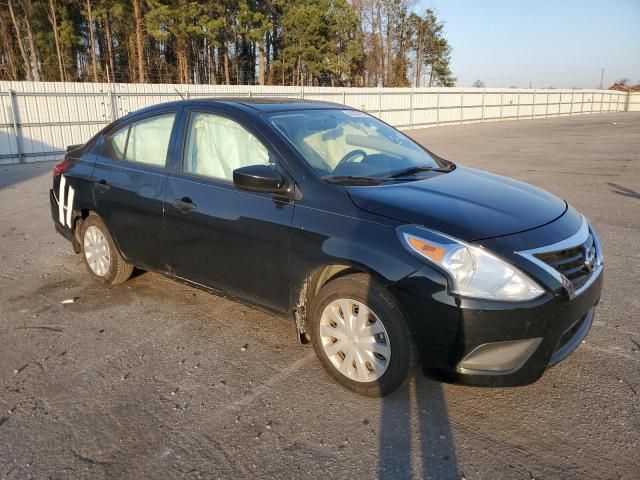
599;68;605;89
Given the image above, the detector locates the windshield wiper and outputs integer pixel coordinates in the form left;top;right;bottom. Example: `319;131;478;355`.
323;175;386;185
324;164;454;185
386;164;453;178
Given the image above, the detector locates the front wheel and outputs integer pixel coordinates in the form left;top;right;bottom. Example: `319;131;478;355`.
310;273;417;397
80;215;133;285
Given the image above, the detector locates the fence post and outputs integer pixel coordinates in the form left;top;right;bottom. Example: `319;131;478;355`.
516;91;521;119
569;91;574;116
624;92;630;112
499;91;503;120
409;89;414;128
558;93;562;117
480;88;486;122
436;89;440;126
545;92;549;117
459;90;464;124
531;89;536;119
342;90;346;106
378;89;382;118
8;89;22;163
108;89;115;121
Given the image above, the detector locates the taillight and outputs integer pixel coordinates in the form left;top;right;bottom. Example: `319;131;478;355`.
53;158;72;176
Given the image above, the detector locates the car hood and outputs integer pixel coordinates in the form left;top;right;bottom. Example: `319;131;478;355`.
346;166;567;241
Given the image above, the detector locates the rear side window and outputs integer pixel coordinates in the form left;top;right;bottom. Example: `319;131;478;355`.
109;113;175;167
183;112;271;182
110;127;129;158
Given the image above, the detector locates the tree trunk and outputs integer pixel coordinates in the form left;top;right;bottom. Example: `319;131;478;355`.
103;10;115;83
222;41;230;85
176;38;188;84
85;0;98;81
47;0;65;81
233;33;239;83
0;13;19;80
22;1;40;81
377;3;384;86
257;37;265;86
414;26;423;87
208;42;216;85
128;35;136;82
7;0;32;80
132;0;145;82
265;31;272;85
385;23;392;86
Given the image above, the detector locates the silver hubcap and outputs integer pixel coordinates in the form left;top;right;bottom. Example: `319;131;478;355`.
84;226;111;277
319;299;391;383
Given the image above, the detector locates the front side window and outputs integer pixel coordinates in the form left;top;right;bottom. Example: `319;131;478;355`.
109;113;175;167
183;112;271;182
266;109;444;181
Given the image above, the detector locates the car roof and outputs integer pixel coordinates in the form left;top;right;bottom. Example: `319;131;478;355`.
128;97;351;117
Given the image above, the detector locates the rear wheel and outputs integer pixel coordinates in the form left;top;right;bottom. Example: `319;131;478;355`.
80;215;133;285
310;273;416;397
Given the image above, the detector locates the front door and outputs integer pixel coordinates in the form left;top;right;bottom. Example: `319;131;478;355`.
163;110;294;313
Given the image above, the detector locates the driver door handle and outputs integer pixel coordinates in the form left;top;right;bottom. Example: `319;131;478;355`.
173;197;197;214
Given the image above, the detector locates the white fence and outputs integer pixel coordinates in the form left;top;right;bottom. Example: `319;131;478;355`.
1;81;638;165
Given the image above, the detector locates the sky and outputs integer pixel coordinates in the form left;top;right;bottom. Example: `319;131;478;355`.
415;0;640;88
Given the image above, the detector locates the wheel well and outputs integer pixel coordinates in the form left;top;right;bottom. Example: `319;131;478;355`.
295;264;379;342
71;209;93;253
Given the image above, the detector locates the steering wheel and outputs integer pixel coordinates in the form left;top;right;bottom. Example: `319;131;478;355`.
335;149;368;170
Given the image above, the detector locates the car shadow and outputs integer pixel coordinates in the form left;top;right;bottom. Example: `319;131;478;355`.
607;182;640;199
0;131;62;190
378;378;460;479
0;160;58;191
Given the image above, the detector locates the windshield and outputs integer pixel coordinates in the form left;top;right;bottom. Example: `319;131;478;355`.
266;109;445;180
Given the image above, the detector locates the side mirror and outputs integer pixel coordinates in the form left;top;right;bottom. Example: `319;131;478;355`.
233;165;285;193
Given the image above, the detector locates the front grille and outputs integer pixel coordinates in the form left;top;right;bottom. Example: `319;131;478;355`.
534;233;596;290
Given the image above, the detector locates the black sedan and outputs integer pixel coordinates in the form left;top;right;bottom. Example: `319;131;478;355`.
50;98;603;396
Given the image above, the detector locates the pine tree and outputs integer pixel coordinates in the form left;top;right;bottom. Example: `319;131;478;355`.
0;0;456;86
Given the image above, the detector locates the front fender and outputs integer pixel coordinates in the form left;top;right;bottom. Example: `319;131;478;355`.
289;204;427;316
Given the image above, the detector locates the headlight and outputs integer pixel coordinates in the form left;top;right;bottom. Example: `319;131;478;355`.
397;225;544;302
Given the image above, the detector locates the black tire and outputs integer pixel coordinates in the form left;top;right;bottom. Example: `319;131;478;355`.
80;214;133;285
309;273;417;397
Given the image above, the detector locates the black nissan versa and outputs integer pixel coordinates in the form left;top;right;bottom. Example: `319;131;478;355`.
50;98;603;396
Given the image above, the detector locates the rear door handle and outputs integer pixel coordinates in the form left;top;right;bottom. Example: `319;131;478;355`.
173;197;197;214
96;179;110;193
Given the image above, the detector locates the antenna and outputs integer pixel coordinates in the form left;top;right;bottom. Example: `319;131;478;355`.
174;88;185;100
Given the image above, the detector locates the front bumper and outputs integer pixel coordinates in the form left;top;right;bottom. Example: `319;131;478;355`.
391;264;603;387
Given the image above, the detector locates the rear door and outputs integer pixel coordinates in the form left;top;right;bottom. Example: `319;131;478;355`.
92;109;181;270
163;108;294;313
